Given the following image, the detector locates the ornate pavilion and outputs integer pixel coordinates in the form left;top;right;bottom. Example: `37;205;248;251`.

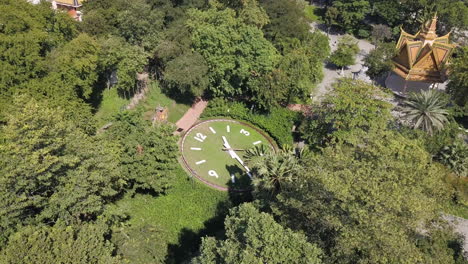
387;14;457;95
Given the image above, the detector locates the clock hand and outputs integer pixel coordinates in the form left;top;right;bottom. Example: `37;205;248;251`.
222;136;252;178
222;136;236;159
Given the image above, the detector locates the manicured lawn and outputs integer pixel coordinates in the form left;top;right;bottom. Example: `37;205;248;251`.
110;166;229;263
181;119;273;190
138;82;191;124
94;88;129;127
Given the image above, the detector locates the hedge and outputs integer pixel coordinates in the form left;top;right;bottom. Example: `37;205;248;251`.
201;98;300;146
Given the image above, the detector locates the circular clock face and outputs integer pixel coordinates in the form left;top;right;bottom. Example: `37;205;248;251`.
181;119;275;191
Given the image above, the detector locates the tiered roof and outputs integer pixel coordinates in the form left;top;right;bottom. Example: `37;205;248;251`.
392;14;456;83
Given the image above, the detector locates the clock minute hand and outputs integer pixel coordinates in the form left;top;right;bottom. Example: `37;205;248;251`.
222;136;236;159
222;136;253;179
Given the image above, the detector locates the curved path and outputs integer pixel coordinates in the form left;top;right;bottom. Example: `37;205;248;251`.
174;99;208;135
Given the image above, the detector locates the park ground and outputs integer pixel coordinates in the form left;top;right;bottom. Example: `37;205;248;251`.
95;5;468;260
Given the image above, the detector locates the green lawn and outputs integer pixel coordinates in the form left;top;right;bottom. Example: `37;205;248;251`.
94;88;129;127
94;81;191;128
109;166;229;263
182;120;273;190
138;82;191;124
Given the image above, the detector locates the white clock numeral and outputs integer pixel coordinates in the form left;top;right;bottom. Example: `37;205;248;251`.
231;174;236;183
196;160;206;165
240;129;250;136
190;147;202;150
253;141;262;145
208;170;219;178
194;133;207;142
209;127;216;134
227;125;230;132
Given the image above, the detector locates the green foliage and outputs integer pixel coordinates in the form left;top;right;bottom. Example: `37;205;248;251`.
221;0;270;28
102;111;179;193
250;31;329;109
304;5;320;22
271;132;457;263
437;141;468;177
447;46;468;114
329;36;359;69
46;33;100;99
0;0;78;118
260;0;311;47
186;6;280;97
403;89;450;135
364;42;396;79
81;0;166;52
192;203;322;264
201;98;299;146
300;78;392;146
0;97;123;245
246;146;308;200
163;51;209;97
98;36;148;94
0;220;120;264
326;0;370;33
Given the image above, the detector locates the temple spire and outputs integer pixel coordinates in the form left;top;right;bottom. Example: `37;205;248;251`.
419;13;438;43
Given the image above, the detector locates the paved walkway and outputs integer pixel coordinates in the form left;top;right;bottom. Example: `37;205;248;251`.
310;22;374;101
174;99;208;135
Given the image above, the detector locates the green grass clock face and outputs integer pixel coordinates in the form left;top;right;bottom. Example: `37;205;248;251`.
181;119;274;191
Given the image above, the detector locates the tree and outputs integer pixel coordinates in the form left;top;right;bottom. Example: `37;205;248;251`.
0;221;120;264
192;203;322;264
329;36;359;74
163;51;209;98
436;141;468;177
447;46;468;114
363;42;395;79
46;34;100;99
300;78;393;146
186;5;280;97
270;131;458;263
0;97;123;245
0;0;77;119
326;0;370;33
98;36;148;96
102;111;179;193
371;24;392;44
245;145;301;198
403;89;450;135
259;0;311;48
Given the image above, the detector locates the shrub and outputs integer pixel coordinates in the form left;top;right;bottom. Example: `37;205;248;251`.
201;98;300;146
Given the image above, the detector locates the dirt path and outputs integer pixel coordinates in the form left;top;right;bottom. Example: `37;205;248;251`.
174;99;208;135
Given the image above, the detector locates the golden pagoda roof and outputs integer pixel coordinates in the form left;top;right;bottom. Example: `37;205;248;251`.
392;14;456;83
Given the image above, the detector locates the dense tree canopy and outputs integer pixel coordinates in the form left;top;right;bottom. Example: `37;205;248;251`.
0;97;123;245
193;203;323;264
102;111;179;193
300;78;393;146
186;5;280;97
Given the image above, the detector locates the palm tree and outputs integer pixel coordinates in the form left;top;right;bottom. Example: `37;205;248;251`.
402;89;449;135
245;145;302;196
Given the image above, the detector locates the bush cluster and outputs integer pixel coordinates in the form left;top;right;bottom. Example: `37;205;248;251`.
201;98;300;147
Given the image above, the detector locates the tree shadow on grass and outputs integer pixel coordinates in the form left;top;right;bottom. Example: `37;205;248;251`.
165;170;253;263
164;200;230;264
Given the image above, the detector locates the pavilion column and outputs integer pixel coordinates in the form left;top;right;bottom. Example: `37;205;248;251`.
403;80;408;95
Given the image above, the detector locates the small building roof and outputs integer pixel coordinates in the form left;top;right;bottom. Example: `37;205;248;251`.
392;14;456;83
